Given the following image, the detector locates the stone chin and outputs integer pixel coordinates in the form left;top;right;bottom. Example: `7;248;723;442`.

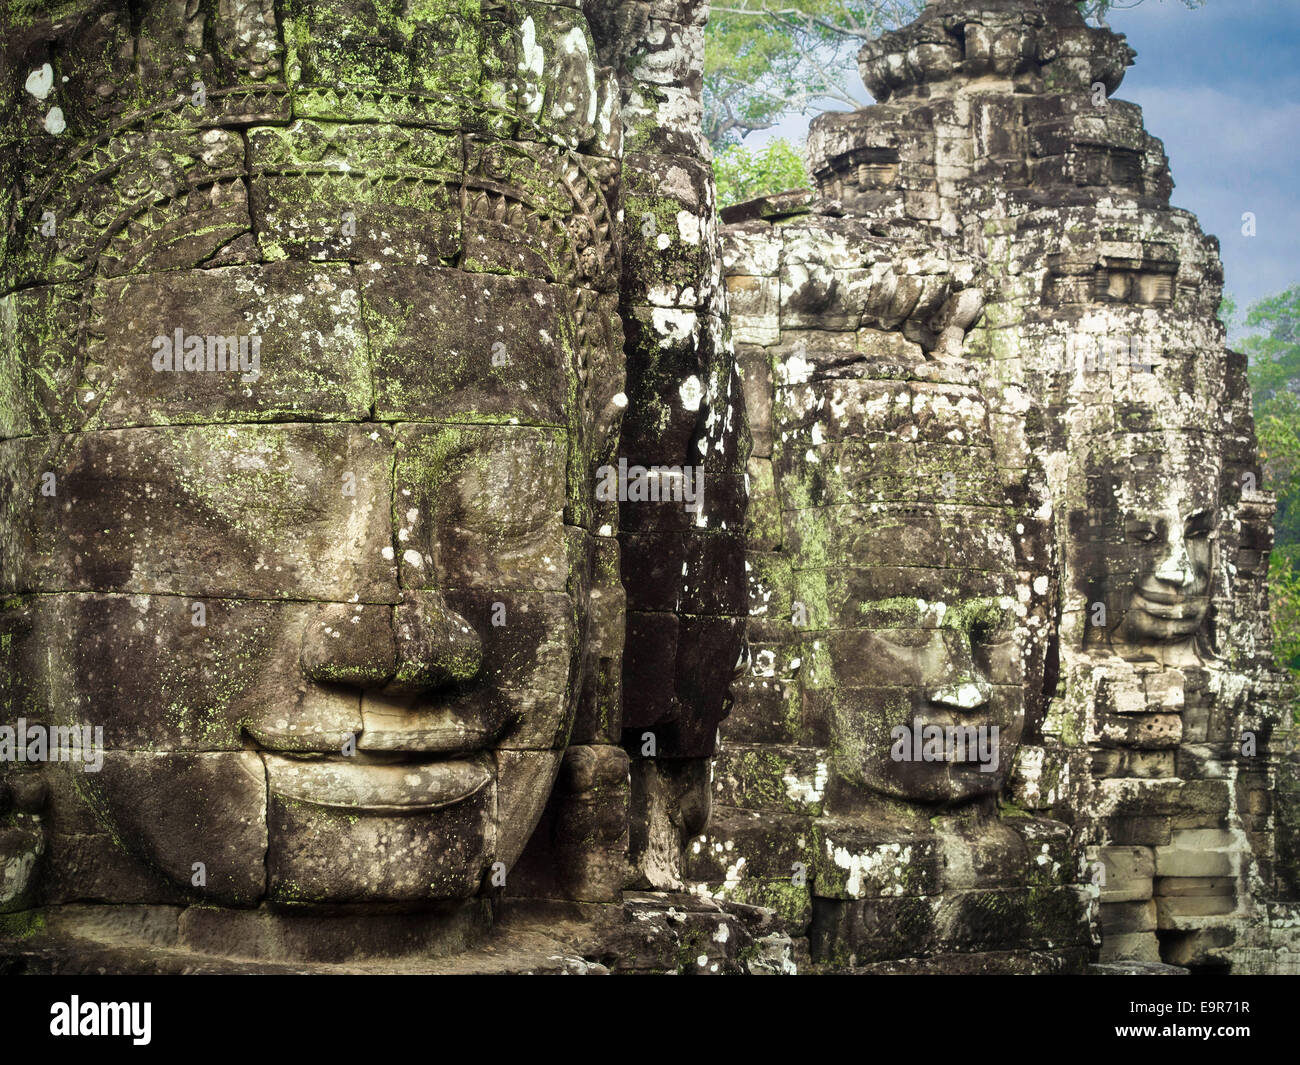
261;752;489;903
860;741;1015;805
81;742;566;907
266;747;562;905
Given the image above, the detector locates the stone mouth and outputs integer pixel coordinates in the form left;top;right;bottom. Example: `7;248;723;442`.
262;752;492;814
1131;589;1208;618
903;713;1004;767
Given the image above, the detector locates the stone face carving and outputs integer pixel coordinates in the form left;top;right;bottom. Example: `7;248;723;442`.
759;231;1029;807
701;0;1297;974
0;0;752;971
712;204;1089;973
1079;433;1218;657
1;0;620;920
1;0;1295;976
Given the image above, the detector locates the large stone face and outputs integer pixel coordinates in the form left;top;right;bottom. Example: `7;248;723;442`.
0;0;750;972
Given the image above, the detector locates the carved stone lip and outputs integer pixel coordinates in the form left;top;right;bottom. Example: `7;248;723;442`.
1131;588;1208;617
262;752;492;814
356;724;497;752
906;712;1001;765
359;695;509;753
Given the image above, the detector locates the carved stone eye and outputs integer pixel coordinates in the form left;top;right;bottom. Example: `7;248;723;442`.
971;620;1013;647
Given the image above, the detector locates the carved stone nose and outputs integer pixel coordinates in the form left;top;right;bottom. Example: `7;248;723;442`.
390;590;484;693
1153;541;1196;587
927;631;992;710
300;592;483;693
928;678;991;710
300;603;397;688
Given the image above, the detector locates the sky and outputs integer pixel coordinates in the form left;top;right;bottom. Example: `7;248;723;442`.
747;0;1300;332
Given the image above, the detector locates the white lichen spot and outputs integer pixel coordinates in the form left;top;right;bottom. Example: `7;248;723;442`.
783;761;828;806
675;210;702;245
679;374;704;412
827;839;912;898
780;349;813;386
25;64;54;100
650;308;696;347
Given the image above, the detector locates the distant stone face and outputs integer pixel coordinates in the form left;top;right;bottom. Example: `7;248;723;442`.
745;219;1033;805
1079;432;1219;655
709;0;1296;973
716;202;1083;974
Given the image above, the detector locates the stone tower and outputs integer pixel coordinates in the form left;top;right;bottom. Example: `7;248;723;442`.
712;0;1297;972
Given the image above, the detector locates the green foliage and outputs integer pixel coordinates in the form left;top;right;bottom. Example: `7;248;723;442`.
702;1;1208;150
1218;292;1237;331
1258;390;1300;557
1271;554;1300;673
1240;285;1300;715
1243;286;1300;551
1244;286;1300;406
713;138;811;207
703;0;923;148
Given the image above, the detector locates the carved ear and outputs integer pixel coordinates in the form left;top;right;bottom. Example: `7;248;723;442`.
579;290;627;462
0;764;47;914
564;291;625;536
0;604;52;909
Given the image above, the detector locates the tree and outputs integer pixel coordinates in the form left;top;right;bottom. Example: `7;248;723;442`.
1243;286;1300;409
1270;555;1300;682
703;0;1207;151
714;137;811;206
704;0;921;148
1076;0;1205;23
1242;286;1300;557
1258;391;1300;555
1239;286;1300;716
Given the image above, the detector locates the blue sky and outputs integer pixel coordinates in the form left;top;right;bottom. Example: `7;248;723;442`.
748;0;1300;329
1105;0;1300;324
